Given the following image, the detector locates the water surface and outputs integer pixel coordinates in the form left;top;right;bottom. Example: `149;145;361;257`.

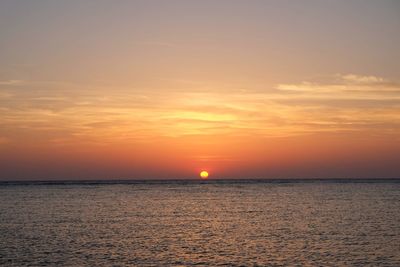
1;180;400;266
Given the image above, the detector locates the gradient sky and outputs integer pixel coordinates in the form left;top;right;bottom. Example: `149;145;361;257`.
1;0;399;180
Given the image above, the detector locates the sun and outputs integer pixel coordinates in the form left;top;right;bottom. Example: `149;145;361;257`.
200;171;209;179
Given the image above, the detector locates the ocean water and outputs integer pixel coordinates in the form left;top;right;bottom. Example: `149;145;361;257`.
1;180;400;266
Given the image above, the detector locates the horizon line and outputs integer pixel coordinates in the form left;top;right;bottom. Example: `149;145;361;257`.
1;177;400;185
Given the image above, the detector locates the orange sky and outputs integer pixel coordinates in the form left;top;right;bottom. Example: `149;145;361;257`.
0;1;399;180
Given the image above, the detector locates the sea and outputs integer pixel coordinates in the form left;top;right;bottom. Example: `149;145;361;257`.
1;179;399;266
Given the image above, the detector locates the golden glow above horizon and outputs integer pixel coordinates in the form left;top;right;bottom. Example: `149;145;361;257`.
2;74;398;143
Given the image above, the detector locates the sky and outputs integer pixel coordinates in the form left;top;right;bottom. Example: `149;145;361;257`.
0;0;399;180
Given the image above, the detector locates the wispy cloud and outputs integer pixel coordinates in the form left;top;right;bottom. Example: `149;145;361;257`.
0;74;399;145
277;74;400;95
341;74;385;84
0;80;24;85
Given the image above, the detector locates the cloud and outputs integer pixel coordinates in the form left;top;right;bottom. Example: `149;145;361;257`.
276;74;400;96
0;80;24;85
0;74;399;144
341;74;385;84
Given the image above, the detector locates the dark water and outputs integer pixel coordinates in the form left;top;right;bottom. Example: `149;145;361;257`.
1;180;400;266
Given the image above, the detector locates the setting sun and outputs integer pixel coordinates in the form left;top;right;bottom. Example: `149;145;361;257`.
200;171;209;179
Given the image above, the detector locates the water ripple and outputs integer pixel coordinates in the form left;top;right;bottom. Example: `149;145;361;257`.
0;181;400;266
